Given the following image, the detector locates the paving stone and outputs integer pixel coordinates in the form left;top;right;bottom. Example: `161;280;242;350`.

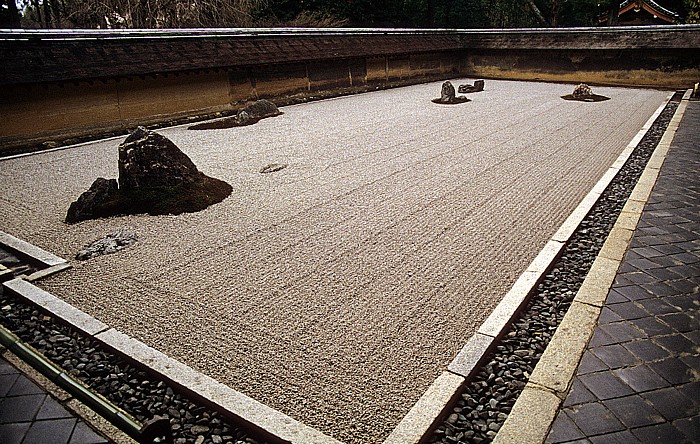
667;278;699;293
0;373;20;397
598;321;644;343
673;416;700;441
665;294;700;310
69;420;110;444
683;329;700;345
619;271;657;285
633;247;666;259
0;394;45;423
642;268;682;283
591;344;639;369
562;379;597;407
576;351;608;375
587;429;638;444
631;316;674;337
641;387;698;421
608;301;649;320
7;375;46;396
36;396;74;421
597;307;623;325
653;334;696;355
0;422;31;444
565;402;625;436
0;360;18;375
648;358;694;385
636;298;681;316
587;329;617;348
658;312;699;333
612;365;669;392
630;422;685;442
603;395;664;428
578;372;635;400
545;410;585;443
23;417;77;444
615;285;654;301
605;289;629;304
622;339;671;361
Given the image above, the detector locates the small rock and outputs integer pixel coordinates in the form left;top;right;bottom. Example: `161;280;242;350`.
191;425;210;434
260;163;288;174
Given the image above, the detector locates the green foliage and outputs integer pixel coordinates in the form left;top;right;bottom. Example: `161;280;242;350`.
686;0;700;22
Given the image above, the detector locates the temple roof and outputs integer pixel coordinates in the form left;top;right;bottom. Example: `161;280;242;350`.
600;0;681;25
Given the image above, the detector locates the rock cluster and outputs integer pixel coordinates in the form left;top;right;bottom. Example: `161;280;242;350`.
118;127;203;190
562;83;610;102
65;127;232;223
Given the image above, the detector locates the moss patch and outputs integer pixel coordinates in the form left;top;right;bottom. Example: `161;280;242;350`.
561;94;610;102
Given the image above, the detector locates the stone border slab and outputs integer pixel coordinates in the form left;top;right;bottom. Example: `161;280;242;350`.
0;231;67;267
0;230;71;280
492;91;691;444
382;92;674;444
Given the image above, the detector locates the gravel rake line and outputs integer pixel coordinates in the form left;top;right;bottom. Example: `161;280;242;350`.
428;95;681;444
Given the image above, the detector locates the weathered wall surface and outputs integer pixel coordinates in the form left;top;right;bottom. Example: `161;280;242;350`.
0;26;698;153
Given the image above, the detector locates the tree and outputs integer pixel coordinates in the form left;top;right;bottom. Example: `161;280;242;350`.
0;0;21;27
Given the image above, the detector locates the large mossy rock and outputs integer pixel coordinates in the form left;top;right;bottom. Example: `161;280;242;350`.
66;127;232;223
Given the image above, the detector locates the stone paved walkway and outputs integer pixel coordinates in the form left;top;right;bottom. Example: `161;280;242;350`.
546;101;700;443
0;356;109;444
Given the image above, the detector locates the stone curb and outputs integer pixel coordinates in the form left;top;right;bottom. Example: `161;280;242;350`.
381;92;675;444
492;91;691;444
0;231;71;280
1;277;342;444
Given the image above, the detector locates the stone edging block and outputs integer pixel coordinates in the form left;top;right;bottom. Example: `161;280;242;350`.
0;231;68;268
383;372;465;444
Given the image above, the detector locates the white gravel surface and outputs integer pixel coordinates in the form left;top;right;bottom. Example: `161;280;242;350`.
0;80;668;443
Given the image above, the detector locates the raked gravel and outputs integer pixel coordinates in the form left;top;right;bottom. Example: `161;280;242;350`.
0;80;668;442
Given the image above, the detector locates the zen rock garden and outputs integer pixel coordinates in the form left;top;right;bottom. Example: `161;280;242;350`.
65;126;232;223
